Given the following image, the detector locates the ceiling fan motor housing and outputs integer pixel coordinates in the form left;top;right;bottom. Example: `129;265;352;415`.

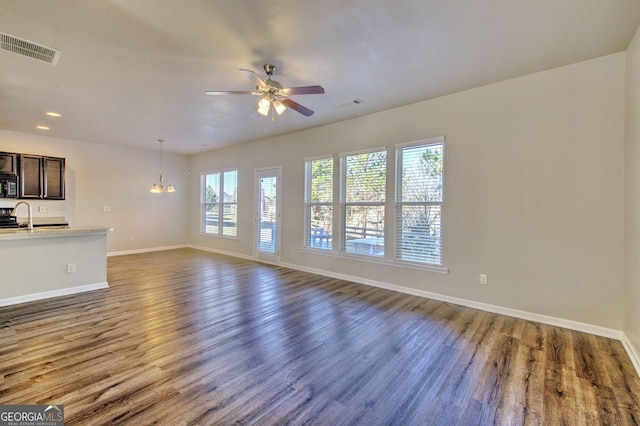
264;64;277;76
264;79;283;91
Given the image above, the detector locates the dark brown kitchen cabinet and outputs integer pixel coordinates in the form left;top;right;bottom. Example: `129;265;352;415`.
19;155;42;199
43;157;65;199
18;155;65;200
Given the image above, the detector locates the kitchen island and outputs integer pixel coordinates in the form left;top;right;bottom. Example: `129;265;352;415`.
0;226;111;306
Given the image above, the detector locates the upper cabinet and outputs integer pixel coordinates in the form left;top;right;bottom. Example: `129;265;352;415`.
19;155;42;199
43;157;65;199
18;154;65;200
0;152;17;175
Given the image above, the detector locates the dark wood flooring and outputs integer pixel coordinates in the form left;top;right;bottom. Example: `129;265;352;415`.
0;248;639;425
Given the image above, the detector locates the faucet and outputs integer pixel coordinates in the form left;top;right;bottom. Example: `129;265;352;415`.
11;201;33;231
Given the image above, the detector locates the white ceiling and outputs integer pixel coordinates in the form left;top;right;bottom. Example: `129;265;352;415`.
1;1;639;155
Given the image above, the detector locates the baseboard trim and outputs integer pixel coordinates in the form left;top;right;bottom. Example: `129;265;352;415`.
621;333;640;378
189;244;255;261
108;244;189;257
0;282;109;307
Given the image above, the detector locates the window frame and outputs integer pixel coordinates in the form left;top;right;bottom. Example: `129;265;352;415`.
302;139;448;274
304;155;334;250
201;168;238;238
339;147;387;257
395;137;444;266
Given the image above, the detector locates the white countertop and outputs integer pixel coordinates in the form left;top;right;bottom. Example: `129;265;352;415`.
16;216;69;226
0;225;112;241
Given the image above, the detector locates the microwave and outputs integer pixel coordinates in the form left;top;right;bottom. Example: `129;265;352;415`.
0;175;18;198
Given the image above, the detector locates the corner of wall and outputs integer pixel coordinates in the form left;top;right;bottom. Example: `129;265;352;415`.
624;24;640;375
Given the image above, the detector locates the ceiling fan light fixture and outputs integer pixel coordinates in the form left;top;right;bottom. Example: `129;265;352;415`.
273;100;286;115
257;97;271;116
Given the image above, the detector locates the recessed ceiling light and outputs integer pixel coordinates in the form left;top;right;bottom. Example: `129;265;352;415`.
46;111;61;117
36;125;50;130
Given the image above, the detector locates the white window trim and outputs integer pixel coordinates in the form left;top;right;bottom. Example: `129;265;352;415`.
200;168;239;239
301;137;447;273
395;136;444;151
304;154;333;162
304;155;334;250
339;147;388;256
394;136;445;266
299;245;449;274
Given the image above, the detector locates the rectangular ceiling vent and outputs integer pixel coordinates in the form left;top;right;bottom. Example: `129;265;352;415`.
0;32;61;65
336;98;365;108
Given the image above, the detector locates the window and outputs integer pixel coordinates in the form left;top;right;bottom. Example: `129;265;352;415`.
341;149;386;256
305;157;333;249
202;169;238;237
396;138;443;265
304;138;445;269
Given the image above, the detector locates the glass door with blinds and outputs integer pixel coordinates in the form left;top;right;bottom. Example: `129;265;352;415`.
255;167;281;262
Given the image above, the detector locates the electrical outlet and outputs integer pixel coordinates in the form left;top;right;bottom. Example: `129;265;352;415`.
128;235;134;242
480;274;488;285
66;263;76;274
103;205;111;212
39;206;46;213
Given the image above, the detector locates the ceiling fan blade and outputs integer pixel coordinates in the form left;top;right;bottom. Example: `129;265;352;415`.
282;85;325;95
205;90;259;95
239;69;267;89
280;98;315;117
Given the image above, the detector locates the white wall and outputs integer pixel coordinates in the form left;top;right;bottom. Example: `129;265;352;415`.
0;130;190;253
191;53;626;329
625;27;640;361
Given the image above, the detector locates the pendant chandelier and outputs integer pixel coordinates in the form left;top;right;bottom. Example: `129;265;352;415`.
150;139;176;194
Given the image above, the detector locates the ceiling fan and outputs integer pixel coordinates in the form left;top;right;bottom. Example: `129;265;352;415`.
205;64;325;121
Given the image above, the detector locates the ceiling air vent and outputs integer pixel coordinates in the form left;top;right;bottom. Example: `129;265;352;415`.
0;32;61;64
336;98;365;108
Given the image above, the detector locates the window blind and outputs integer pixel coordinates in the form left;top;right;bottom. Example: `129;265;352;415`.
396;140;443;265
341;150;386;256
304;157;333;249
